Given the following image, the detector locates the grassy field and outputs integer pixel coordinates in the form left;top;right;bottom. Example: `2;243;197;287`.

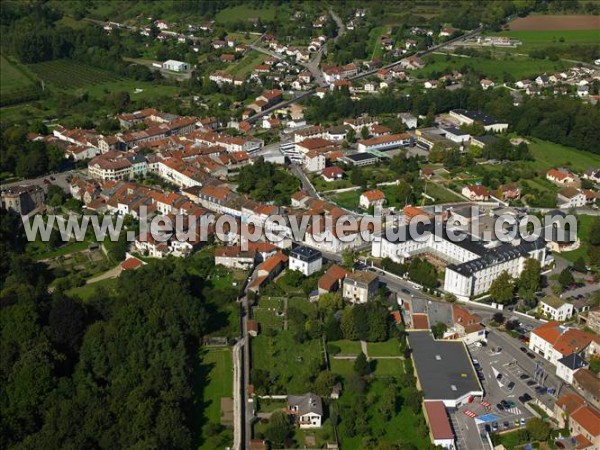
1;55;41;106
198;347;234;450
66;277;119;301
201;348;233;424
421;52;568;81
424;181;466;203
367;340;402;357
561;215;595;264
527;139;600;173
252;331;323;394
490;29;600;54
216;4;276;23
329;339;362;355
326;189;362;211
226;50;265;77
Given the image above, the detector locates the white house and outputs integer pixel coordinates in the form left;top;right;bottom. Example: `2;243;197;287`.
303;151;326;173
162;60;190;72
289;246;322;276
399;112;418;129
462;185;490;201
287;393;323;428
529;322;600;366
557;187;586;209
359;189;385;209
539;296;574;321
556;353;587;384
342;271;378;303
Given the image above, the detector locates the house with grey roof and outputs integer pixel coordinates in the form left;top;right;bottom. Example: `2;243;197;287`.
287;393;323;428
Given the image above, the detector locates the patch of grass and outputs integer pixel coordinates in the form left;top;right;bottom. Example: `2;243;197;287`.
28;239;91;260
252;331;323;394
561;215;595;264
1;55;41;106
423;181;465;203
329;340;362;355
202;348;233;424
216;4;276;23
326;189;362;211
367;340;402;357
329;358;355;378
371;358;404;377
66;277;119;301
526;139;600;173
226;50;265;77
421;52;568;81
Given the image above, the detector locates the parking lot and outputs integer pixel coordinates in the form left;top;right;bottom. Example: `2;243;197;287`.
449;329;565;450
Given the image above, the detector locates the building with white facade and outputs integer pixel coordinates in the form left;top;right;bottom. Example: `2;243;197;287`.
529;322;600;366
539;296;574;321
289;246;323;276
342;271;378;303
372;220;547;300
449;109;509;133
287;393;323;428
556;353;587;384
162;60;190;72
357;133;411;152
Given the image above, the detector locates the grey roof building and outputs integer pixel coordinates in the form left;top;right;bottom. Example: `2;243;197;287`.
407;331;483;408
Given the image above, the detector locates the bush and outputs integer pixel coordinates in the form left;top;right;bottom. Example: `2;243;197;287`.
326;343;341;355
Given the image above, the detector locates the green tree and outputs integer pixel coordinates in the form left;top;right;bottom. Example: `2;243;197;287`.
341;307;358;340
341;249;357;269
360;126;370;140
573;256;587;273
318;293;344;313
265;411;292;446
313;371;338;397
525;417;550;441
430;322;447;339
518;258;541;300
354;352;370;376
558;268;575;289
489;271;514;304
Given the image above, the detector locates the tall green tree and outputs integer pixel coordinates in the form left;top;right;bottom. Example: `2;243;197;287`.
489;270;514;304
518;258;541;301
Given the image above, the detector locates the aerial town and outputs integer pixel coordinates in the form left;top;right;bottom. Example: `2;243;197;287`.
1;2;599;450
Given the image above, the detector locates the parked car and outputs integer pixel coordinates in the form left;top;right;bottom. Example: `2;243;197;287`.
500;400;510;409
496;373;503;381
527;352;536;359
503;421;510;430
496;403;505;411
507;381;515;390
519;346;527;352
506;400;516;408
484;424;491;433
522;393;532;402
492;422;499;431
519;374;530;380
526;380;537;387
520;418;526;426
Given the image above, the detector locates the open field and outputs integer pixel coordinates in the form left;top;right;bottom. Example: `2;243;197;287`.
422;52;568;81
560;215;595;264
326;189;362;211
329;339;362;355
66;277;119;301
508;15;600;31
527;139;600;173
216;4;276;23
28;60;123;89
424;181;465;203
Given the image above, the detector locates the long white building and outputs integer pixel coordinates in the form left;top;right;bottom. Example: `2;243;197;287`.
372;223;546;300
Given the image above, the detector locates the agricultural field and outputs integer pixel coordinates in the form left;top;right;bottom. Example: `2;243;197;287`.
421;52;568;81
489;29;600;55
526;139;600;173
28;60;123;90
507;15;600;31
216;4;276;24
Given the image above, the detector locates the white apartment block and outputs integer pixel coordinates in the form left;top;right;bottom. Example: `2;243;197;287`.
289;246;323;276
372;224;546;300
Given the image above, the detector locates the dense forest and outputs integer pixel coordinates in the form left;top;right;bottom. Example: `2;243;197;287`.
304;87;600;155
0;208;232;449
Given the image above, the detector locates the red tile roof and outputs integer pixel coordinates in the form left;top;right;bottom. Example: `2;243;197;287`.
121;257;144;271
424;401;454;440
412;314;429;330
318;264;349;291
362;189;385;202
571;404;600;438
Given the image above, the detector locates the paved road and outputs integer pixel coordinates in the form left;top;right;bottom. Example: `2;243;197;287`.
290;163;319;198
232;339;243;450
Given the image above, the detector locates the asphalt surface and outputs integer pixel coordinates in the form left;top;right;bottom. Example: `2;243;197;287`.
0;169;85;194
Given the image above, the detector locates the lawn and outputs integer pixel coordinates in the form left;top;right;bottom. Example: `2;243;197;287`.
329;359;355;378
252;330;323;394
371;358;404;377
423;181;466;203
526;139;600;173
28;239;92;260
421;52;568;81
66;277;119;301
201;348;233;424
226;50;265;77
326;189;362;211
560;215;595;264
329;339;362;355
367;339;402;357
1;55;37;94
216;4;276;23
198;347;234;450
